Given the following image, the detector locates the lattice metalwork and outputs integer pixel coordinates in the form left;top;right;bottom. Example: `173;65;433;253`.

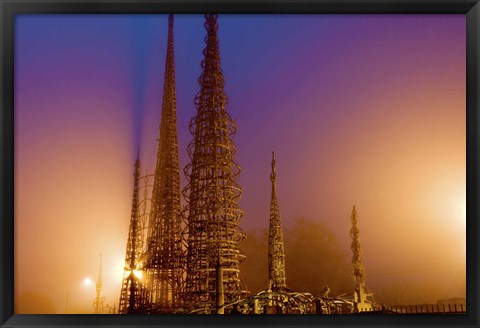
138;170;153;255
143;14;185;311
182;14;247;313
93;253;106;314
350;205;374;311
230;289;316;314
268;152;287;290
119;156;147;314
350;205;366;287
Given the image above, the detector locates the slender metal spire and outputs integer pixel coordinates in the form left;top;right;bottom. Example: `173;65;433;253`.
350;205;366;287
350;205;372;311
143;14;184;311
182;14;247;313
93;253;105;314
268;152;287;290
119;154;144;314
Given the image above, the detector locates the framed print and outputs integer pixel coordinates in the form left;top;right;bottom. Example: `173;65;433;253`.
1;1;479;328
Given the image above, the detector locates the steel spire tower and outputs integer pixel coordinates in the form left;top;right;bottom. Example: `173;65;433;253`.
93;253;105;314
182;14;247;313
119;154;145;314
143;14;184;311
350;205;372;312
268;152;287;290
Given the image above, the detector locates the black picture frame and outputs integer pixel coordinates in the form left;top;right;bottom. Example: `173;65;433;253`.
1;1;479;327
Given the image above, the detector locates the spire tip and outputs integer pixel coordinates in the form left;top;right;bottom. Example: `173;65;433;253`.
270;151;277;183
135;149;141;168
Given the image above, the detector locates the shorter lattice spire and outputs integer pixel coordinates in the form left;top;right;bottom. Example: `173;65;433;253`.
350;205;366;286
268;152;287;290
118;153;145;314
350;205;373;311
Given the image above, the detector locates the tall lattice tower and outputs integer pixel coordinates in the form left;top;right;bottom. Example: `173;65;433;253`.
93;253;105;314
118;154;145;314
268;152;287;290
350;205;373;312
143;14;184;311
182;14;247;313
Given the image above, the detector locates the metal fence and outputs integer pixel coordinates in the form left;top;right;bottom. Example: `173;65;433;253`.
355;303;466;314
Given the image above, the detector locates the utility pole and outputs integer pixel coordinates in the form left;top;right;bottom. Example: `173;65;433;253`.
93;253;105;314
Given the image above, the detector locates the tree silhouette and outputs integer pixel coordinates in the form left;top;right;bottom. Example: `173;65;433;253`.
240;229;269;294
241;217;352;297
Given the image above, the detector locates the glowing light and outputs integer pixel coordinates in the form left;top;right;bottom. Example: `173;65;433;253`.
122;269;144;280
133;270;143;279
83;277;93;286
115;257;144;282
